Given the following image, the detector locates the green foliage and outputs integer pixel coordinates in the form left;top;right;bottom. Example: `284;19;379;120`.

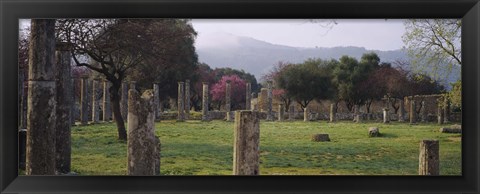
402;19;461;79
276;58;335;109
58;120;461;176
448;80;461;111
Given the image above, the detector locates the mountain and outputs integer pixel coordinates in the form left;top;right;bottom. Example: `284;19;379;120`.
195;32;460;88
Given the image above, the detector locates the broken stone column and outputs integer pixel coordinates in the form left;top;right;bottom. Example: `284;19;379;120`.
289;104;295;121
54;42;73;174
383;108;390;123
130;81;136;91
420;101;427;122
353;105;359;122
245;82;251;110
177;81;185;121
202;82;209;121
233;111;260;175
225;80;232;121
120;82;128;120
278;104;284;121
418;140;439;175
185;79;190;119
80;76;89;125
127;89;158;176
398;99;405;122
330;103;336;122
103;80;111;122
410;99;417;124
265;81;274;121
437;103;444;125
26;19;56;175
153;83;161;122
91;79;100;123
304;107;309;122
444;98;450;123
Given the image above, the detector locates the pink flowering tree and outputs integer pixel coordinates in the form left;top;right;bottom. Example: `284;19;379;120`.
273;88;292;110
210;74;247;110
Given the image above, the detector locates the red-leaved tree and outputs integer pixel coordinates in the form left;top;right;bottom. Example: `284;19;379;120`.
210;75;246;110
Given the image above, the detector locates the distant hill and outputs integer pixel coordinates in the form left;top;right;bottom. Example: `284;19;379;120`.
196;32;460;88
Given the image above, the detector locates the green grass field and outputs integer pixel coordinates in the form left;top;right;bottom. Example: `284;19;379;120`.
67;119;461;176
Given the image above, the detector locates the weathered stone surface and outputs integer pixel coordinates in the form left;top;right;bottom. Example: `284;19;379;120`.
444;98;450;123
202;82;209;121
153;83;161;121
130;81;136;91
127;89;158;175
311;134;330;142
80;77;89;125
418;140;439;175
278;104;285;121
398;100;405;122
437;103;444;125
410;99;417;124
289;104;295;121
383;108;390;123
233;111;260;175
245;82;251;110
226;111;234;122
439;125;461;133
19;68;27;129
266;81;274;121
103;81;111;122
177;82;185;121
185;80;190;119
91;79;101;123
353;105;360;122
304;107;309;122
26;19;57;175
120;82;128;120
420;101;427;122
55;43;72;174
329;104;336;122
368;127;380;137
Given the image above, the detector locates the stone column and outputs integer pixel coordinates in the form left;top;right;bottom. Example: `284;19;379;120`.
398;99;405;122
120;82;128;120
251;93;257;111
444;98;450;123
80;77;89;125
127;89;158;175
383;108;390;123
278;104;284;121
70;78;76;125
289;104;295;121
91;79;100;123
245;82;251;110
233;111;260;175
410;99;417;124
266;81;274;121
185;79;190;119
153;83;161;121
225;80;232;121
330;103;336;122
18;68;27;129
55;42;73;174
420;101;427;122
437;103;444;125
177;81;185;121
103;80;111;122
26;19;56;175
202;82;209;121
353;104;359;122
130;81;136;91
418;140;439;175
304;107;309;122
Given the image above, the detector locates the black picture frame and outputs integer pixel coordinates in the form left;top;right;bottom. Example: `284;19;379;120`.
1;0;479;193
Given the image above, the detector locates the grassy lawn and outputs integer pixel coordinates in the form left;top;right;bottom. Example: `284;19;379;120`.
68;119;461;176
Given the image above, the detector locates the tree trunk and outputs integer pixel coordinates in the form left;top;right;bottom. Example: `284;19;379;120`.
110;84;127;141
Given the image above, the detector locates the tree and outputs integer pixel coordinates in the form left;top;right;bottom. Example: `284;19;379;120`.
332;53;379;111
210;75;247;110
212;67;259;93
402;19;461;79
262;61;295;109
56;19;197;141
190;63;216;111
448;80;461;111
276;58;335;110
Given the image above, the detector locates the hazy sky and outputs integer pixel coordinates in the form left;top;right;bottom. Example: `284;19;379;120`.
191;19;406;51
